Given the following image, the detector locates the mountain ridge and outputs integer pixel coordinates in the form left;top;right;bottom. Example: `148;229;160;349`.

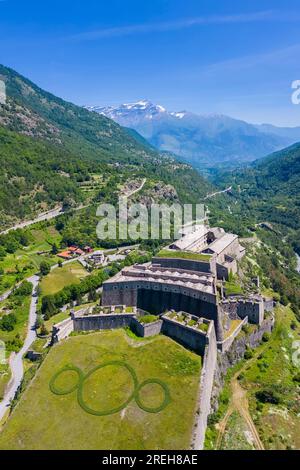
86;100;300;167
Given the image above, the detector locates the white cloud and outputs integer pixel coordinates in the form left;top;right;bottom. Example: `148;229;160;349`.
69;10;300;42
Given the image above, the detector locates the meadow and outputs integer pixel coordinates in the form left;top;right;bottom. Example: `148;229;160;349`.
0;226;61;294
0;330;201;450
40;261;89;296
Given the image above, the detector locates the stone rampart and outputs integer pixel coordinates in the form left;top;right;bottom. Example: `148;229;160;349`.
130;318;163;337
161;315;209;355
73;313;135;332
217;317;248;353
192;321;218;450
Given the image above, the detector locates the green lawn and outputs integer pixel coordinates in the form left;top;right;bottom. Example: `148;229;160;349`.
40;261;89;296
0;330;202;450
156;249;212;262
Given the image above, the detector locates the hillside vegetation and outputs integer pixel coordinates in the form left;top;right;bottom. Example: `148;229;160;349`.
0;64;214;230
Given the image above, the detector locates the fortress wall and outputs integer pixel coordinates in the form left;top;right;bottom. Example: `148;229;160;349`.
216;238;240;264
192;322;218;450
217;317;248;353
216;259;237;280
73;313;135;331
152;257;216;275
161;316;208;355
221;298;265;325
102;285;137;307
220;300;239;319
52;317;74;344
237;300;264;325
102;279;224;341
130;318;163;337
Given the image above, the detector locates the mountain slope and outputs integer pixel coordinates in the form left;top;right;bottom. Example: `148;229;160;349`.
0;65;214;229
88;100;300;167
214;142;300;248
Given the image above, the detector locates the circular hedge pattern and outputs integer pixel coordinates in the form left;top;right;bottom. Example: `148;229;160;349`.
49;365;83;395
135;379;171;413
77;361;138;416
49;361;171;415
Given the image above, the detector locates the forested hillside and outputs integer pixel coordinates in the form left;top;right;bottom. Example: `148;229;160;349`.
0;64;214;230
209;142;300;319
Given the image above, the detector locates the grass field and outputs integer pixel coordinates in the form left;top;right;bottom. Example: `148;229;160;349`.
156;249;212;262
0;226;61;295
0;330;201;450
40;261;89;296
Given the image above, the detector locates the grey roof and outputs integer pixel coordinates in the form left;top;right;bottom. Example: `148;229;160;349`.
203;233;238;255
170;225;209;250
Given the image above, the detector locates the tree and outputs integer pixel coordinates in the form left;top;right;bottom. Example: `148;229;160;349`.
40;323;49;336
51;243;58;255
40;260;51;276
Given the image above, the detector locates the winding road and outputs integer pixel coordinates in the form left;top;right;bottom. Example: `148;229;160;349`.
0;275;39;422
204;186;232;200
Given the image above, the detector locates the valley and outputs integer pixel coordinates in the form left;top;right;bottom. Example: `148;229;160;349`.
0;64;300;453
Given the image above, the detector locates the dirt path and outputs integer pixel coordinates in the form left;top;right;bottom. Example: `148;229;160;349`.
216;349;266;450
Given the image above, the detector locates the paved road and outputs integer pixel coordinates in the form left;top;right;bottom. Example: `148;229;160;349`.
0;207;64;235
204;186;232;200
0;275;39;422
0;287;15;303
0;203;91;236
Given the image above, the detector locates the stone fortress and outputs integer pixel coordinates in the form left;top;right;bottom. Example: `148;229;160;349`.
101;224;264;345
51;224;274;450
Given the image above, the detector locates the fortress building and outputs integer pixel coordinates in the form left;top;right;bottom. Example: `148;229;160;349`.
102;225;258;342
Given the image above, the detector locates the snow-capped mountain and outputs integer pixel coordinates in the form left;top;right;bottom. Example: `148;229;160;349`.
87;100;168;125
85;100;300;167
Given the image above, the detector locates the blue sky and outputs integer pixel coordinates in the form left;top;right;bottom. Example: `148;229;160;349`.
1;0;300;125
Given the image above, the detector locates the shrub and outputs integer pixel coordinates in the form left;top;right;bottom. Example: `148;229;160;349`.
40;261;51;276
293;373;300;383
244;347;254;360
255;388;282;405
40;323;49;336
242;324;250;334
0;313;17;331
291;320;298;331
139;314;158;324
262;332;271;342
